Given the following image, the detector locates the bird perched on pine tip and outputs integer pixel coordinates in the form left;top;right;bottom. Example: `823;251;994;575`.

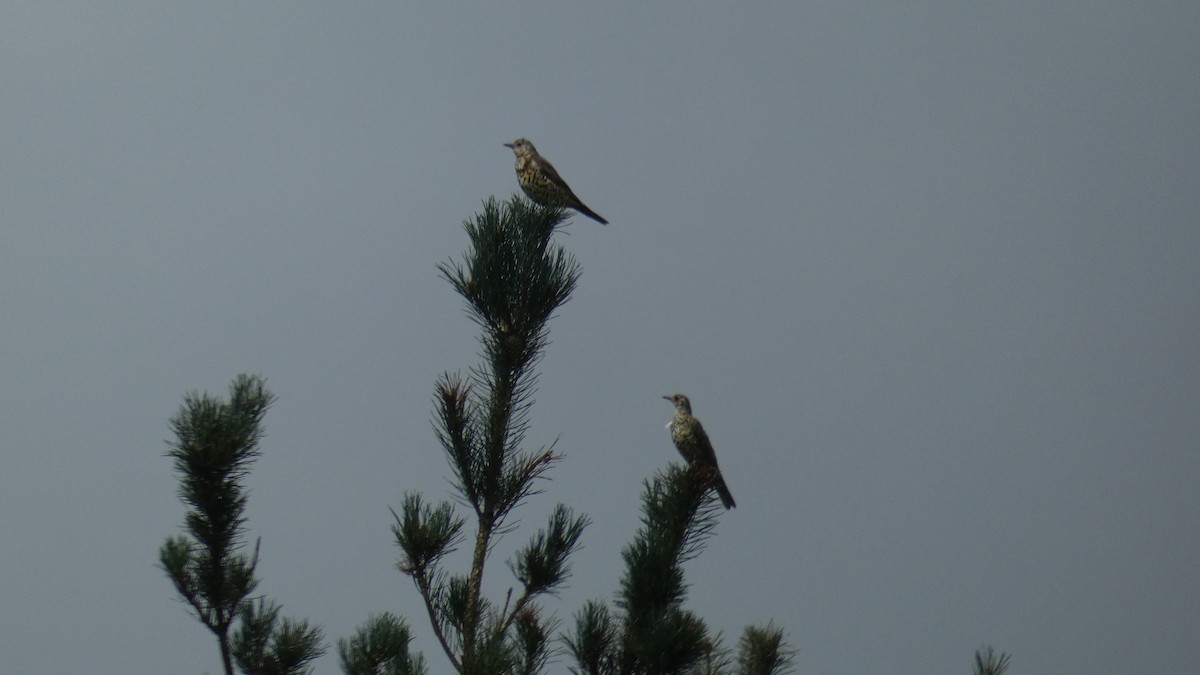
504;138;608;225
663;394;736;509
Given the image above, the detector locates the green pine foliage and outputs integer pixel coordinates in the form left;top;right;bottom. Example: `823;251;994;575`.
156;196;808;675
565;465;797;675
233;599;325;675
338;613;427;675
159;374;324;675
973;646;1012;675
736;624;795;675
393;196;589;674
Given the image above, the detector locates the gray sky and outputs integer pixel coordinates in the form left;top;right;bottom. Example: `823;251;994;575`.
2;2;1197;673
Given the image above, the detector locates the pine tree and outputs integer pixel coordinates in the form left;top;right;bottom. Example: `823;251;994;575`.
564;466;795;675
391;196;589;674
159;374;324;675
157;195;797;675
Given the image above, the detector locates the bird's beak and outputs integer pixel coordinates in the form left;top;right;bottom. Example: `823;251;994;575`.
503;143;513;148
662;395;672;401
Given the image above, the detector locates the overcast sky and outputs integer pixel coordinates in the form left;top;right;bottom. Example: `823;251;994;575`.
2;2;1198;674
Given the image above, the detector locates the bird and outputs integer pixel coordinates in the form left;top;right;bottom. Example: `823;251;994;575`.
663;394;736;509
504;138;608;225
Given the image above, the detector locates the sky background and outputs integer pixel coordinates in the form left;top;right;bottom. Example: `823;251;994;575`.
2;2;1198;673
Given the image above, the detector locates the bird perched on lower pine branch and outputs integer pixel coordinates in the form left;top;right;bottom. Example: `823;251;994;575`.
663;394;736;509
504;138;608;225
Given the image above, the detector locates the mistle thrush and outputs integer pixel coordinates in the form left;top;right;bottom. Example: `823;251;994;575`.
504;138;608;225
663;394;736;509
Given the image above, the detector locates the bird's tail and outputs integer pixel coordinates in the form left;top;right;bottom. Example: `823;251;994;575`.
713;473;736;510
576;203;608;225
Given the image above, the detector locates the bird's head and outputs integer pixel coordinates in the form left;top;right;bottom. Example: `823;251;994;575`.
504;137;536;157
663;393;692;414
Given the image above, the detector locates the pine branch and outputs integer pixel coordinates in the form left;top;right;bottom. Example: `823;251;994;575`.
563;601;617;675
160;374;276;675
973;646;1012;675
338;613;427;675
434;374;484;513
392;495;466;575
232;598;326;675
618;465;722;620
160;375;321;675
511;605;558;675
737;624;795;675
398;196;586;673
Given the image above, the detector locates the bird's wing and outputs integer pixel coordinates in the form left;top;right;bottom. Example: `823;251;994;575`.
692;419;722;468
538;156;603;220
536;156;568;187
539;157;587;202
